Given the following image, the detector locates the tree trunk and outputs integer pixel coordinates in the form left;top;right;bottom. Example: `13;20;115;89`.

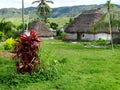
108;11;114;52
22;0;25;31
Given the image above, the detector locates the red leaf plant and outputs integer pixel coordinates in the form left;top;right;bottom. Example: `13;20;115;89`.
11;30;41;74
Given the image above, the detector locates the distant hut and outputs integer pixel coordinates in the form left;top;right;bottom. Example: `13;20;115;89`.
28;20;55;39
65;8;113;41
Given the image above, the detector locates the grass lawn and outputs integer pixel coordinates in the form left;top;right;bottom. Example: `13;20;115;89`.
0;40;120;90
4;17;71;29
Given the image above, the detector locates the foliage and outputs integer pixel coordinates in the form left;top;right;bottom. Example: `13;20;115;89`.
0;18;16;33
93;38;110;45
49;17;71;28
50;22;58;29
0;18;17;38
92;0;118;51
1;40;120;89
0;58;59;90
11;30;41;74
32;0;54;19
4;38;15;50
55;30;66;40
0;42;4;50
64;17;74;26
0;41;61;89
7;30;19;39
0;31;4;41
0;64;59;88
17;23;27;30
44;17;49;23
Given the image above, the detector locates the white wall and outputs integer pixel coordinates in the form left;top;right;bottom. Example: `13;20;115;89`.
81;33;94;41
95;33;111;40
40;37;54;40
66;33;77;40
81;33;111;41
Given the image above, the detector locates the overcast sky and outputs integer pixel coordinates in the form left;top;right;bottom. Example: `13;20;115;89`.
0;0;120;9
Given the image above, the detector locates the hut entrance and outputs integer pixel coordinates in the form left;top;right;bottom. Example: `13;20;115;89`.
77;32;82;40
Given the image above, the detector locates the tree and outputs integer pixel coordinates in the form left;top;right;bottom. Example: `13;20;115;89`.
0;18;17;38
50;22;58;30
105;0;114;51
44;17;49;23
32;0;53;20
92;0;115;51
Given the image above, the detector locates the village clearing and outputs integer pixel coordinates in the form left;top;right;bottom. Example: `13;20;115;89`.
0;40;120;90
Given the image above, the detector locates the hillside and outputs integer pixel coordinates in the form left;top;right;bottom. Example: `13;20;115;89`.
0;4;120;19
50;5;103;17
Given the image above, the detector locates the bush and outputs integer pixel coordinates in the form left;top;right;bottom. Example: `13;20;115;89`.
4;38;15;50
55;30;66;40
0;64;59;87
0;53;60;88
94;38;108;45
6;30;18;38
11;30;41;74
0;18;17;38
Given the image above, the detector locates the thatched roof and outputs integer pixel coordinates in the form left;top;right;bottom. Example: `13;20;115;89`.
28;20;54;37
65;8;110;33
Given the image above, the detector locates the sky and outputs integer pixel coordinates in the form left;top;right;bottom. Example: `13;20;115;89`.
0;0;120;9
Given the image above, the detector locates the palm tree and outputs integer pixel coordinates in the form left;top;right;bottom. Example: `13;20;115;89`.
92;0;115;51
105;0;114;51
32;0;53;20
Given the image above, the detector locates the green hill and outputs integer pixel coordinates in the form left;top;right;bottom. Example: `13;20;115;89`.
0;4;120;19
50;5;103;17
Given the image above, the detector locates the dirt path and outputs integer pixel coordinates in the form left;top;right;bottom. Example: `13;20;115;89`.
0;50;14;58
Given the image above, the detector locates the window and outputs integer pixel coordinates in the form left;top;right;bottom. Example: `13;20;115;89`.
82;34;84;37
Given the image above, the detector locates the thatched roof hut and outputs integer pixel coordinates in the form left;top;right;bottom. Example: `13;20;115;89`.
28;20;54;37
65;8;104;33
64;8;119;41
64;8;120;41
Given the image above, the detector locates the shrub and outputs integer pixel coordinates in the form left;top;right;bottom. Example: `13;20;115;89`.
50;22;58;29
0;18;17;38
4;38;15;50
6;30;19;38
55;30;66;40
0;64;59;87
0;31;4;42
11;30;41;74
94;38;108;45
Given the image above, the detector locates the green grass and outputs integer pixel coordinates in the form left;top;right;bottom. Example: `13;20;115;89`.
1;40;120;90
0;42;4;50
4;17;70;28
48;17;71;28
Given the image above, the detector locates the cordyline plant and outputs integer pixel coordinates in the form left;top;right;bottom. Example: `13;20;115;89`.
11;30;41;74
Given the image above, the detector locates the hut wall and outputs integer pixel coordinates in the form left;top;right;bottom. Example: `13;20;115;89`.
112;33;120;44
41;37;54;40
95;33;110;40
66;33;77;40
81;33;111;41
81;33;95;41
